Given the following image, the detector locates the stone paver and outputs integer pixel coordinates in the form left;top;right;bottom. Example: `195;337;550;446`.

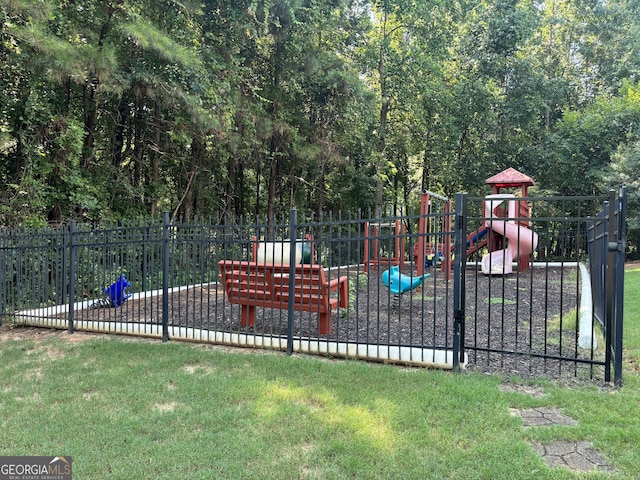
531;441;615;472
505;385;615;473
510;407;578;427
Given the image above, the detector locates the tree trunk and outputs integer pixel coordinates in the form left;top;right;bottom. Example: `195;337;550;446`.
375;10;390;215
421;131;432;193
133;93;147;187
224;155;237;222
267;138;279;228
82;79;98;167
81;18;112;167
180;134;204;220
112;98;127;168
150;100;161;216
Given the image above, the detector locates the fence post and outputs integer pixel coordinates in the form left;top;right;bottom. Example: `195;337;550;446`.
598;200;612;383
142;225;147;292
607;193;617;384
287;208;298;355
62;230;67;314
162;212;170;343
612;187;626;387
68;221;76;334
453;193;467;371
0;244;3;327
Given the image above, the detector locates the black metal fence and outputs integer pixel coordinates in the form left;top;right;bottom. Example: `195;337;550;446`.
0;191;627;384
456;190;626;385
587;187;627;385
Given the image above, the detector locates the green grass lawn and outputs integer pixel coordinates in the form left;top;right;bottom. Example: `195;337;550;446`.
1;269;639;479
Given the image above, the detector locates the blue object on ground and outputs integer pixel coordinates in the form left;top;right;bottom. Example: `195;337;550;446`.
381;266;430;295
104;274;132;307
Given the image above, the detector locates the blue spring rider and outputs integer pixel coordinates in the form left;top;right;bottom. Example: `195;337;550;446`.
381;266;430;295
103;274;132;308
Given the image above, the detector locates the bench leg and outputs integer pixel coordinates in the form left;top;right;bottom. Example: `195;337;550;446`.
240;305;256;328
318;312;332;335
339;280;349;308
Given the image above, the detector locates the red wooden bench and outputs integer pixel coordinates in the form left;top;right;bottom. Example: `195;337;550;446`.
217;261;348;334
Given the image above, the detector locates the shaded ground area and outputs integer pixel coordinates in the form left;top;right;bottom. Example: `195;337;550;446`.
54;264;605;382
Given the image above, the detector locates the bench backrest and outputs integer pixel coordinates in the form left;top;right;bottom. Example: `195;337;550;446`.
271;264;329;309
218;261;330;309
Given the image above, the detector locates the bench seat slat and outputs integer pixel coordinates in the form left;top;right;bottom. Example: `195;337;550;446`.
231;291;333;309
229;290;275;302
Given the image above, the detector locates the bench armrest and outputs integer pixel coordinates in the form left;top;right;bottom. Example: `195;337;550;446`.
326;275;349;308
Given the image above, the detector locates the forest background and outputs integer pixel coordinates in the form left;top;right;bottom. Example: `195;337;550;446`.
1;0;638;255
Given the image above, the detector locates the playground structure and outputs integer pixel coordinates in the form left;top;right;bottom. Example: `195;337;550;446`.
362;191;457;281
411;189;492;279
363;220;406;272
481;194;538;275
481;168;537;274
413;190;453;279
367;168;540;283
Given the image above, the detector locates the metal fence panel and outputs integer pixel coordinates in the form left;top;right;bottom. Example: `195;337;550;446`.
0;191;626;384
460;193;624;382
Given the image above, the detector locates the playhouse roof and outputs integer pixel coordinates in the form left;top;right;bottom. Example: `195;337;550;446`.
485;168;535;188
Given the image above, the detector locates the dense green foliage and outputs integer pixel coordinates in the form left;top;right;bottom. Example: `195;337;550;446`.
1;0;638;247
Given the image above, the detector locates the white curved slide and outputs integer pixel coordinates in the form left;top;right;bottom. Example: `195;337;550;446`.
481;194;538;275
